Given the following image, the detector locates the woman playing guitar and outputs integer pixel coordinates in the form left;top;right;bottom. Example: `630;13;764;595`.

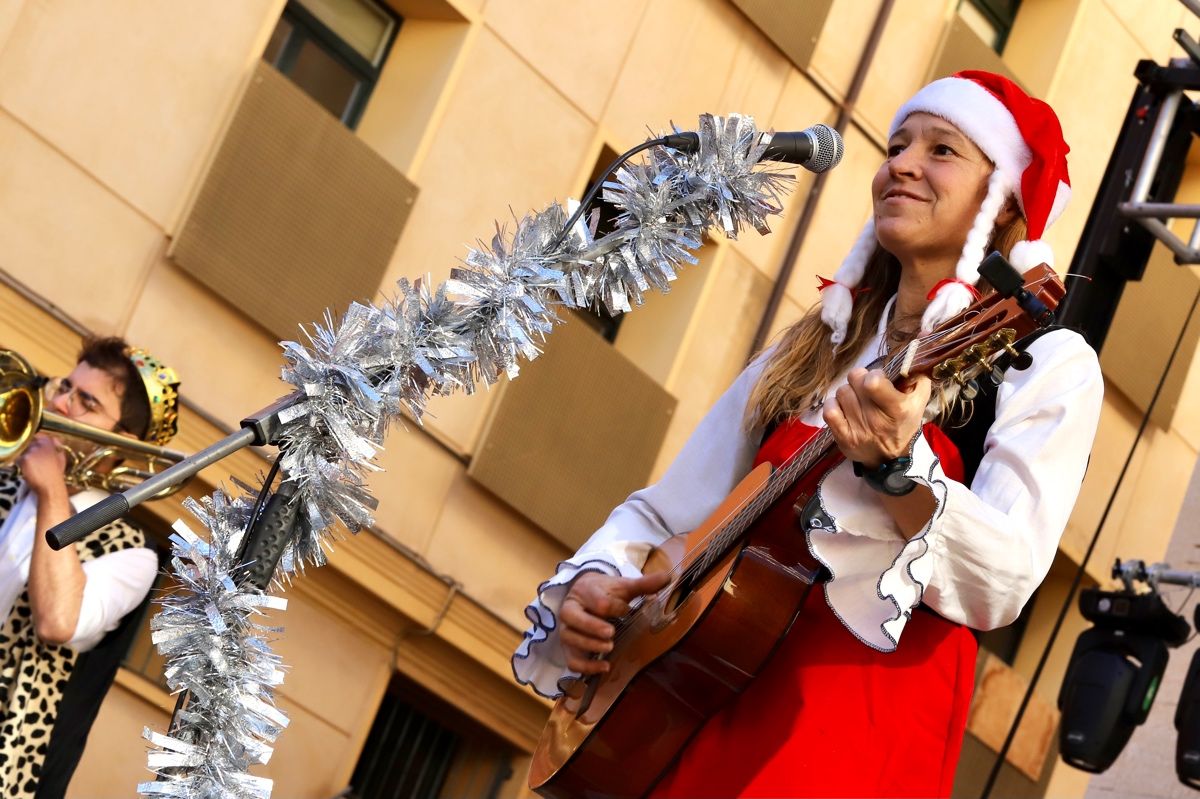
513;71;1104;798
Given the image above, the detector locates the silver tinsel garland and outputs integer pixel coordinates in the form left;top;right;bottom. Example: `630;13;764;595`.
139;493;288;799
139;114;794;797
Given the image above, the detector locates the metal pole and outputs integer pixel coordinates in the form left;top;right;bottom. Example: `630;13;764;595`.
1119;201;1200;218
748;0;895;356
1130;88;1183;203
45;426;258;550
45;392;302;549
1132;216;1200;263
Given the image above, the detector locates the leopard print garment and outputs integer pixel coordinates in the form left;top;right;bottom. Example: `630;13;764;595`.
0;471;144;798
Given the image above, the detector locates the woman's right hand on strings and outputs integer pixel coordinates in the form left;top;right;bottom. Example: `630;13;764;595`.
560;571;671;675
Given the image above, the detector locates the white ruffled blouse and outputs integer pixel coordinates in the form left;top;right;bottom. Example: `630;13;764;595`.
512;308;1104;699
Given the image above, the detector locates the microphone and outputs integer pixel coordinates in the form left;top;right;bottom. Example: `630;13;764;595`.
661;124;845;173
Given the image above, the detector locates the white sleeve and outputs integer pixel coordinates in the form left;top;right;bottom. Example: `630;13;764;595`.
512;357;767;698
810;329;1103;650
67;547;158;653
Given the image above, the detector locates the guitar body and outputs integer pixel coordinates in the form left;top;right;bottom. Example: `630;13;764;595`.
527;264;1066;799
529;445;843;799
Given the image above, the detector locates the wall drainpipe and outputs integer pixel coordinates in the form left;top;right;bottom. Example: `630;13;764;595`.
749;0;896;356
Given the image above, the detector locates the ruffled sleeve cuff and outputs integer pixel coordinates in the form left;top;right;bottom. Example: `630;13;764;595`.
511;543;651;698
808;431;948;651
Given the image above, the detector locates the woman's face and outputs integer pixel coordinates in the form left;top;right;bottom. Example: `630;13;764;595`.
871;112;995;266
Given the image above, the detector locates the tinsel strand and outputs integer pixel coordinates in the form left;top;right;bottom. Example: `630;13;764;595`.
139;492;288;799
139;113;794;798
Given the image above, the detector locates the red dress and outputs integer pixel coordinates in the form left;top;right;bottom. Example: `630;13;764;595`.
649;419;978;799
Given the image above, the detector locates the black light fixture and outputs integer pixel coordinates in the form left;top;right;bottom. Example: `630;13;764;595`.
1058;568;1190;773
1175;606;1200;788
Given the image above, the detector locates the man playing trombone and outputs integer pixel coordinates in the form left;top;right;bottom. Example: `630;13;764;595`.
0;336;180;799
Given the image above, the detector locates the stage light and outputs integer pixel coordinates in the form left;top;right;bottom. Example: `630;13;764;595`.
1175;606;1200;788
1058;586;1189;773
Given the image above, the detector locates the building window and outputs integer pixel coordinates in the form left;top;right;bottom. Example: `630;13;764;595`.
958;0;1021;53
347;675;517;799
262;0;400;129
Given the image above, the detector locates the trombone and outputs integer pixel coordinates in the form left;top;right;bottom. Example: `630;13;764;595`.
0;349;186;496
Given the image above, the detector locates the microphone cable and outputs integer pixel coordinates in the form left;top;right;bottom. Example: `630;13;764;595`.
547;137;678;252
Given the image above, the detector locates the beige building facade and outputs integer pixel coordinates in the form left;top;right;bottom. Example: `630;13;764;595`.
1;0;1199;796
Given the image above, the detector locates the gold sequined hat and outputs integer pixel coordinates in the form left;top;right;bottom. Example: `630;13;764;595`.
128;348;180;446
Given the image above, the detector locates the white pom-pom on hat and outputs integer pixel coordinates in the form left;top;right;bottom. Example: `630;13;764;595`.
820;218;878;344
1008;238;1056;271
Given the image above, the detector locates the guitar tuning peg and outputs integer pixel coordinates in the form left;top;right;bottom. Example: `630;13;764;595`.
960;378;979;401
1003;342;1034;371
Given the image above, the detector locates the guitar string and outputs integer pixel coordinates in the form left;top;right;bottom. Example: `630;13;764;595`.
600;318;986;646
602;316;986;645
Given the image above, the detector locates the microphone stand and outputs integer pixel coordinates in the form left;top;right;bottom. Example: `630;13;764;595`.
45;392;302;550
45;117;838;553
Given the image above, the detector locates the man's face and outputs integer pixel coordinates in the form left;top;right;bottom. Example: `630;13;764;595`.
48;362;124;434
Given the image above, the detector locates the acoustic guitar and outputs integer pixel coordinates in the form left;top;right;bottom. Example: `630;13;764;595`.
528;263;1067;799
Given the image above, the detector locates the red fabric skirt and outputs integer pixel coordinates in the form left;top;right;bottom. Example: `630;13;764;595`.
649;420;978;799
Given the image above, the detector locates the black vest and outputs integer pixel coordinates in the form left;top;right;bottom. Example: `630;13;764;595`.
940;326;1064;483
36;593;153;799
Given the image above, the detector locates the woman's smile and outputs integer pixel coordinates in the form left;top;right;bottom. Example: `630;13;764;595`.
881;188;929;204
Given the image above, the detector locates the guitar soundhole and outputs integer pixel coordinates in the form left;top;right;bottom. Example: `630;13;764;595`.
665;574;696;613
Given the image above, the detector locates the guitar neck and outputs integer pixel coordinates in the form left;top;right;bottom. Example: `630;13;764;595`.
692;260;1067;577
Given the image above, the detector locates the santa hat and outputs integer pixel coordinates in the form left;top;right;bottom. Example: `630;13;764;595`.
820;70;1071;343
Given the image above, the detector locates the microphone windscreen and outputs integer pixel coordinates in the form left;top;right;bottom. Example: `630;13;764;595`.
806;124;844;173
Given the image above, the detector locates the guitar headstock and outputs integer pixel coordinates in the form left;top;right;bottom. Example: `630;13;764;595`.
906;263;1066;386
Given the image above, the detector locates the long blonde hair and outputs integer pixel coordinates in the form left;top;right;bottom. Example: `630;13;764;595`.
746;213;1028;431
